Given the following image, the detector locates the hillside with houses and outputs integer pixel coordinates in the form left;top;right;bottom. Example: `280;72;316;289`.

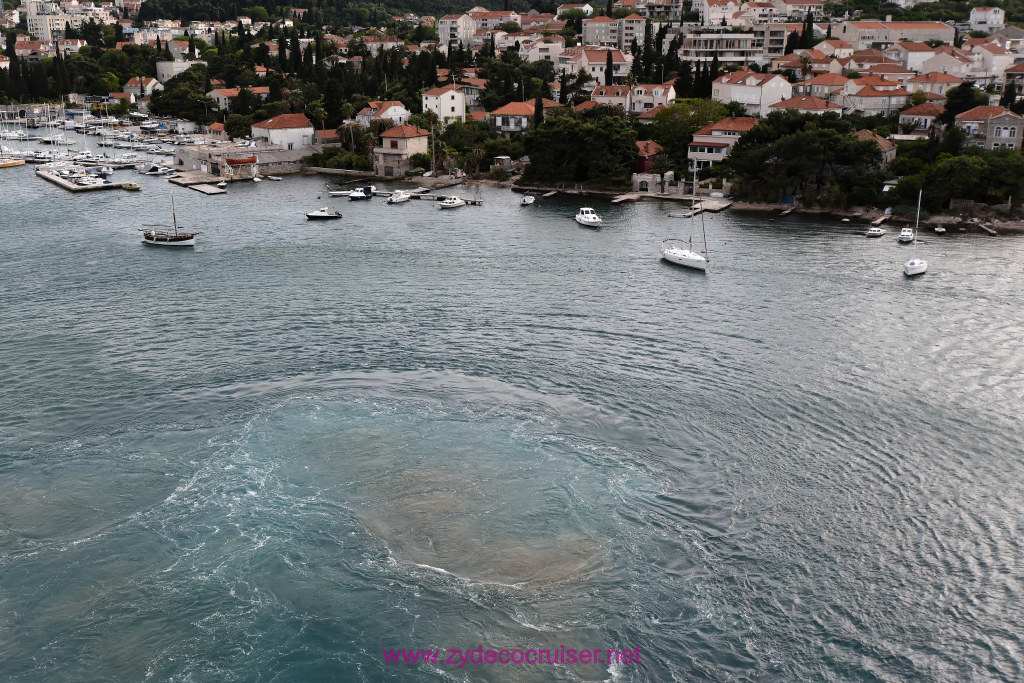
4;0;1024;211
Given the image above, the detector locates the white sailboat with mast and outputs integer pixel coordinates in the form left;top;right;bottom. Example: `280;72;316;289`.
904;189;927;276
661;165;709;271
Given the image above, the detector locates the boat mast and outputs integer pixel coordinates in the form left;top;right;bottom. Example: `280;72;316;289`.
171;195;178;236
913;188;921;253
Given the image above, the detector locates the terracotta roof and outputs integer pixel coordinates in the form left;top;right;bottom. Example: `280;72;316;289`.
592;85;630;97
208;122;225;132
852;129;896;151
804;73;850;85
908;72;963;83
956;105;1021;121
423;84;462;97
491;101;535;116
380;124;430;138
770;95;841;110
704;115;758;132
252;113;312;129
900;103;944;116
636;139;663;156
855;86;909;97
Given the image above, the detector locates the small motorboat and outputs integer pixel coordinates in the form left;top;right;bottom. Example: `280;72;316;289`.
387;190;411;204
122;182;141;191
934;226;946;234
521;193;535;205
865;226;886;237
216;181;227;188
898;227;915;243
253;176;262;182
349;185;375;200
438;195;467;209
305;207;342;220
265;175;283;181
575;207;602;227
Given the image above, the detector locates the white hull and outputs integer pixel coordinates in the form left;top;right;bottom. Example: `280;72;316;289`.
904;258;927;276
387;192;411;204
576;217;602;226
661;247;707;271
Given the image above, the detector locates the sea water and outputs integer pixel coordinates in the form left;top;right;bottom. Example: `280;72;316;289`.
1;161;1022;681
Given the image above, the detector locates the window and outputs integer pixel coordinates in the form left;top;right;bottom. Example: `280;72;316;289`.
390;140;398;149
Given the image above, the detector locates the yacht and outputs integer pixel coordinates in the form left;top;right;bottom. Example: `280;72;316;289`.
865;226;886;237
387;190;411;204
898;227;915;243
349;185;375;200
575;207;602;226
305;207;342;220
438;195;467;209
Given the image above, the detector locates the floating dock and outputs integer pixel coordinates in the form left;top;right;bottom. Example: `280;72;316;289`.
35;169;131;192
189;184;227;195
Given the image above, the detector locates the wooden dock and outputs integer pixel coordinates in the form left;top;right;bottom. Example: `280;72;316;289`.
190;184;227;195
35;169;131;192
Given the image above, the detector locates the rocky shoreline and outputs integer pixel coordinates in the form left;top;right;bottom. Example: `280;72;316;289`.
728;201;1024;234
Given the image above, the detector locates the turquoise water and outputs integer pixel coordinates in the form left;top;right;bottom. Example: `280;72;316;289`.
1;159;1023;681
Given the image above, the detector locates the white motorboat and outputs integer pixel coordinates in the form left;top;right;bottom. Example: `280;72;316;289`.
521;193;535;205
438;195;467;209
216;181;227;188
265;175;283;181
904;189;927;277
660;238;708;271
898;227;915;243
349;185;375;200
934;226;946;234
139;195;198;246
865;226;886;237
387;190;411;204
575;207;602;226
305;207;342;220
253;176;262;182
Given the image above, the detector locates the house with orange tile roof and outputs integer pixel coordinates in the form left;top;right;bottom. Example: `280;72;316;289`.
770;94;843;115
882;41;937;72
251;113;314;149
794;73;851;99
356;101;411;127
123;76;162;98
487;99;561;136
844;76;909;116
582;15;618;48
955;105;1023;150
206;86;270;111
852;129;896;166
905;71;963;99
590;85;631;109
970;6;1005;33
898;102;945;134
688;115;758;169
817;38;854;59
373;124;430;177
423;83;466;123
964;39;1014;87
712;68;793;116
631;139;663;173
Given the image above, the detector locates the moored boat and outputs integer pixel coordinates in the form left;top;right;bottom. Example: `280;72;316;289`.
438;195;467;209
139;196;198;247
305;207;342;220
575;207;602;226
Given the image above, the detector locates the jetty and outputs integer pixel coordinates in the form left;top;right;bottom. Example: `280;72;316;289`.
35;168;131;192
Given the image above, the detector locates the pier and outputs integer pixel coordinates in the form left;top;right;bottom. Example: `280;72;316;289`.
35;169;132;192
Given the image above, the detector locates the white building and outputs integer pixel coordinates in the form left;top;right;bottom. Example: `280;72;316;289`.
437;14;475;49
155;60;206;84
711;68;793;116
422;84;466;123
970;7;1005;34
250;113;314;150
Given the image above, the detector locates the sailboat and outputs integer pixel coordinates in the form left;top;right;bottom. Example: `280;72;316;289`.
139;195;199;246
661;166;709;271
903;189;927;277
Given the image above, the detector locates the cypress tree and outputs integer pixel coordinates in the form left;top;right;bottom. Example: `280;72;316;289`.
605;49;614;85
533;94;543;126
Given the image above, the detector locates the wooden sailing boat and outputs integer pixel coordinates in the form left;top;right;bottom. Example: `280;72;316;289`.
139;195;199;246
